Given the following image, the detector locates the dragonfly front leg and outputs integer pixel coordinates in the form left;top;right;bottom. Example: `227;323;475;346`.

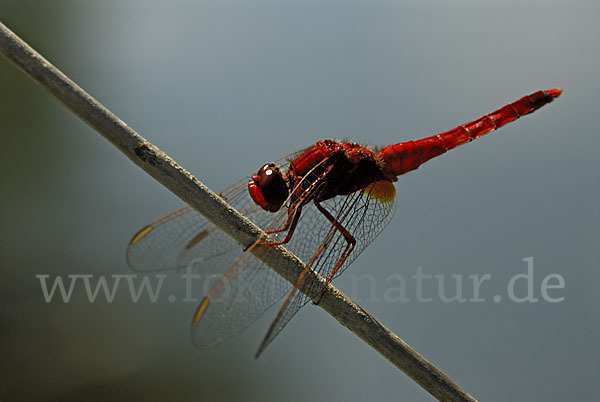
257;204;304;247
313;201;356;304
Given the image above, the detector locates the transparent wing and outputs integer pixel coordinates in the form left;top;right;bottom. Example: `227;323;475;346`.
255;180;397;355
191;175;396;353
126;176;259;273
189;246;298;348
188;159;338;348
126;154;305;349
126;148;302;273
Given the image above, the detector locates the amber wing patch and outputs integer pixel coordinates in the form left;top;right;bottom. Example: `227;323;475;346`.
185;229;210;250
367;180;396;203
129;225;153;245
193;297;212;324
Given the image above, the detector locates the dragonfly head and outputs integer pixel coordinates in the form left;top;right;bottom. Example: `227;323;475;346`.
248;163;289;212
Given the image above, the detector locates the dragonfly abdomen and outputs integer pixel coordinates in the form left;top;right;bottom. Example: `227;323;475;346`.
377;88;562;180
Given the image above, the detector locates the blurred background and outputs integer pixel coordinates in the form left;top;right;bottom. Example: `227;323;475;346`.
1;0;598;401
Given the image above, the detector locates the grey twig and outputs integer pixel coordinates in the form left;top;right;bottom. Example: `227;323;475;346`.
0;20;477;402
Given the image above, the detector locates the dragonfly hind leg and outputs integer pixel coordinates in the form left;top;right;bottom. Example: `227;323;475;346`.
313;201;356;304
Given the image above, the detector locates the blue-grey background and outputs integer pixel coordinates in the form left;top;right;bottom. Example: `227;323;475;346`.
1;1;598;401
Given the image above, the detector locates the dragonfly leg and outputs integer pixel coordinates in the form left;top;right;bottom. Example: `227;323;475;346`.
254;162;332;249
264;204;298;236
313;201;356;304
256;205;303;247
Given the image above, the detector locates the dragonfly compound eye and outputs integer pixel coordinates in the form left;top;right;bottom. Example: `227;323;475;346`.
248;163;289;212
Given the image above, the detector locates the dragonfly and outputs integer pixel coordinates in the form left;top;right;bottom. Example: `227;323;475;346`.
127;88;562;357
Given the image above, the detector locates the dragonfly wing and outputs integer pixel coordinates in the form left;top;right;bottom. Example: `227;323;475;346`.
128;158;303;347
126;156;300;273
127;206;226;272
126;177;267;273
188;160;337;348
190;245;294;348
255;180;397;356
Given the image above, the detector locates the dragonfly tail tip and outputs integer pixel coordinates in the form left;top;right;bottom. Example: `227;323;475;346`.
545;88;563;99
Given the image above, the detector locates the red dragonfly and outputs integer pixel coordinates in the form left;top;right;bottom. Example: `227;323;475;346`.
127;88;562;356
